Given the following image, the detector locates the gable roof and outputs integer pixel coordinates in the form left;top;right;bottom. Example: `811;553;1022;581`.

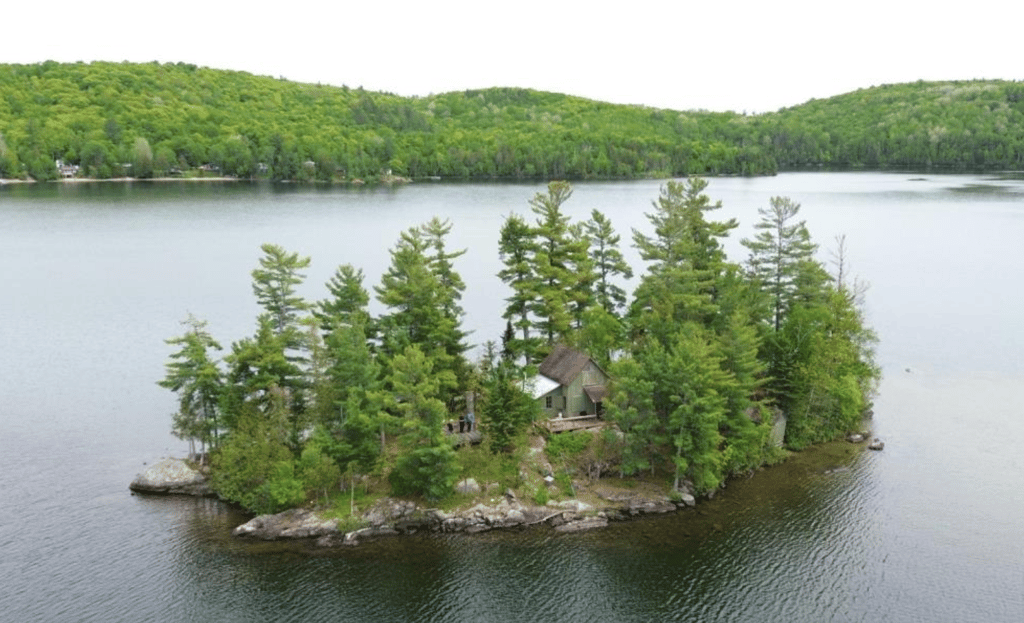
527;374;561;399
538;344;596;386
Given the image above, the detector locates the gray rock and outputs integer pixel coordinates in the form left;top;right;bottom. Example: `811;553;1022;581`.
868;438;885;451
504;509;526;525
554;516;609;533
554;499;593;513
629;499;676;515
232;509;338;540
847;433;865;443
343;525;399;545
456;478;482;494
676;493;696;507
129;458;211;496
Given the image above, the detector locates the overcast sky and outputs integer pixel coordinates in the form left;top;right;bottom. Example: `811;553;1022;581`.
5;0;1020;113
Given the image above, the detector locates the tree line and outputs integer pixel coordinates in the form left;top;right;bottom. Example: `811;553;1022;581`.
5;62;1022;183
160;180;879;514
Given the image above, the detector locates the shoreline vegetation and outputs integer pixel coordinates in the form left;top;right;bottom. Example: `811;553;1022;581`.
146;177;881;544
131;434;877;546
0;172;412;185
3;62;1024;184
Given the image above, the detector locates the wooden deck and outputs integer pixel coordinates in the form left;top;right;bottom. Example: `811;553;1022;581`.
545;414;604;433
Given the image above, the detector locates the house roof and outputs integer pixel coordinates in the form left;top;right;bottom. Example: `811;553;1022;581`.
538;344;594;386
583;385;608;403
527;374;561;399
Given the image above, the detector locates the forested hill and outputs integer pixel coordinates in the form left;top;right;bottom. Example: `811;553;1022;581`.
764;80;1024;170
1;61;1022;181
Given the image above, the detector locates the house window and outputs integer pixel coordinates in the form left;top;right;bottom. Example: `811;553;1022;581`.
545;396;553;408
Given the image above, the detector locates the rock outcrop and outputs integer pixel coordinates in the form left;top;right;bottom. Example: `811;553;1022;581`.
232;509;338;539
229;482;709;546
129;458;211;496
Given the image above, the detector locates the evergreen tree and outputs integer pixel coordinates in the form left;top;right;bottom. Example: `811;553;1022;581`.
315;263;370;333
497;213;541;364
631;178;738;337
741;196;825;331
209;408;296;514
573;304;625;369
605;356;660;476
386;346;460;500
780;286;880;448
480;359;538;453
419;217;471;391
584;209;633;316
158;315;223;460
664;325;727;494
375;222;468;403
251;243;312;346
714;310;771;473
221;314;308;448
528;181;588;354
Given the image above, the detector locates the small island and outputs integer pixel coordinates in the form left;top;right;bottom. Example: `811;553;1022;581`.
139;178;880;544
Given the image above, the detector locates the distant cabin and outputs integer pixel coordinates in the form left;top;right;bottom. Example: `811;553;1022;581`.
529;345;609;432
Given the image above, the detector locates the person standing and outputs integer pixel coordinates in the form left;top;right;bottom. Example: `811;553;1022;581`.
465;410;475;433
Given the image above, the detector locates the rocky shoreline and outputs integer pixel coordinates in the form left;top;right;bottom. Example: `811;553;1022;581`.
231;485;696;547
130;458;697;546
131;430;884;547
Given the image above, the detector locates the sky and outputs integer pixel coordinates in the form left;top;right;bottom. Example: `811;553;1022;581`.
4;0;1021;113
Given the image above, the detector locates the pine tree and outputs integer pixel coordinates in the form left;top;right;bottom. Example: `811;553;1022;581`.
663;325;727;494
386;346;460;500
375;224;466;402
315;263;370;333
584;209;633;316
631;178;739;338
481;359;538;453
529;181;576;350
605;356;660;476
251;243;311;345
741;196;825;331
497;213;541;364
221;314;308;448
158;314;223;460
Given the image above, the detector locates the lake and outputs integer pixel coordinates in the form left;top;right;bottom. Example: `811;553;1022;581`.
2;172;1022;622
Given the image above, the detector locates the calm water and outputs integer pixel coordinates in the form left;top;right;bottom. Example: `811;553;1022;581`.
2;173;1022;622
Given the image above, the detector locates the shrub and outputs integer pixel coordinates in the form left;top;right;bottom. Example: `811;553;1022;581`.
544;431;591;462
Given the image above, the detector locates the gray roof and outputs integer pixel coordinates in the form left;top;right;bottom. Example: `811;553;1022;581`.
538;344;595;386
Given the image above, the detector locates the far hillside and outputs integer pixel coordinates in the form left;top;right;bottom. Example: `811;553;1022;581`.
1;61;1022;181
760;80;1024;169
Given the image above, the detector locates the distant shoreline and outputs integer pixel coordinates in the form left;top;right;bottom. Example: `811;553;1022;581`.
1;174;413;186
1;176;240;185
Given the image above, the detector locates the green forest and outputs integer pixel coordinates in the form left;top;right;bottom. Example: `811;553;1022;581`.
159;180;879;516
2;61;1023;182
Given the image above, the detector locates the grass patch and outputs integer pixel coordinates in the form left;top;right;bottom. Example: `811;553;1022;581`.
457;444;522;492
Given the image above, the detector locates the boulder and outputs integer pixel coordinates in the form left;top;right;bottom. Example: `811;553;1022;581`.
847;433;865;443
554;516;609;533
129;458;211;496
629;498;676;515
675;492;696;508
232;509;338;540
343;525;400;545
456;478;482;495
868;438;885;451
553;499;593;513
